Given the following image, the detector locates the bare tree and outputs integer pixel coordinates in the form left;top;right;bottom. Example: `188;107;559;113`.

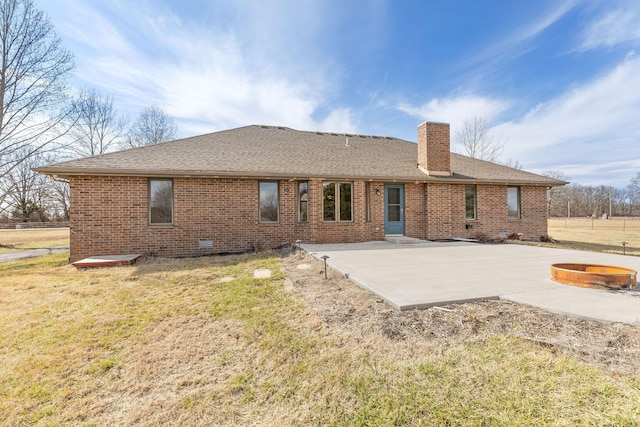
46;178;69;220
558;183;630;218
611;187;627;217
627;173;640;216
455;116;505;162
542;170;569;216
69;89;127;157
0;0;74;200
0;148;50;221
123;106;177;148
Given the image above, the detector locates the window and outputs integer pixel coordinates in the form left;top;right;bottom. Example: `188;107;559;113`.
299;181;308;222
149;179;173;224
323;181;352;221
508;186;521;219
259;182;279;223
465;185;477;220
365;182;371;222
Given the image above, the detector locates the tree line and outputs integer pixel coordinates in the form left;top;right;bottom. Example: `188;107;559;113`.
0;0;177;224
546;173;640;218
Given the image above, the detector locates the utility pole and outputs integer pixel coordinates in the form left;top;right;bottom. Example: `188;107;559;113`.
609;186;612;220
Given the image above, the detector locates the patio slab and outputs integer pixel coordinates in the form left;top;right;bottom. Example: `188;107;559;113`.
302;241;640;325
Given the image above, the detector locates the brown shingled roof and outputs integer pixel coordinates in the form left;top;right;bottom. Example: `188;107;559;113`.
35;125;566;186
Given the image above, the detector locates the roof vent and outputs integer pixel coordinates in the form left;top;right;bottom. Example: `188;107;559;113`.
345;137;351;147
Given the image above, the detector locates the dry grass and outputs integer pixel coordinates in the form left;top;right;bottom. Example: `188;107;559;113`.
1;250;639;426
0;228;69;253
546;218;640;256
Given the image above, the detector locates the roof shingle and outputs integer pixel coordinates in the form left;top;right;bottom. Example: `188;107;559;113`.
36;125;566;186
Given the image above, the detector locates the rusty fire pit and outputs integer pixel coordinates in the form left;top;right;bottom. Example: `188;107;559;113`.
551;263;637;290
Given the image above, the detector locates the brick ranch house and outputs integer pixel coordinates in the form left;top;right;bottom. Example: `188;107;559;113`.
36;122;565;262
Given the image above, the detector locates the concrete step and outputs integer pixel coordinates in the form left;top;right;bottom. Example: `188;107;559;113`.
384;236;420;244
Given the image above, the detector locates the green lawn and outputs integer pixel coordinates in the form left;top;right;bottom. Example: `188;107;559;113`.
0;252;638;425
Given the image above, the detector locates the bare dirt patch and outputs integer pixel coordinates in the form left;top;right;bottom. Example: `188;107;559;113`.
282;250;640;378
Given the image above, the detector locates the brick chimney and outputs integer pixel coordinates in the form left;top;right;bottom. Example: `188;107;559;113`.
417;122;451;176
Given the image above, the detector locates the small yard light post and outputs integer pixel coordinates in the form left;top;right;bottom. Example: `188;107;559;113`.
320;255;329;279
621;241;628;255
295;239;302;251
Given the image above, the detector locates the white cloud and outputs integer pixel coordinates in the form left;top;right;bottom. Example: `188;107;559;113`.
539;158;640;187
397;95;510;135
580;1;640;50
512;0;579;47
49;0;133;57
48;0;358;136
496;56;640;153
465;0;579;67
318;108;357;133
494;56;640;186
395;56;640;187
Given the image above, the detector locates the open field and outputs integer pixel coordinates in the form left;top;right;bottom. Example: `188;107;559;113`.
0;228;69;253
1;250;639;425
547;218;640;256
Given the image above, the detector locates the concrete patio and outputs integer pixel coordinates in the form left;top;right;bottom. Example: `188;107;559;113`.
302;241;640;325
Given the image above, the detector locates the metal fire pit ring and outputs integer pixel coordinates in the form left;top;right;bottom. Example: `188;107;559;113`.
551;263;637;290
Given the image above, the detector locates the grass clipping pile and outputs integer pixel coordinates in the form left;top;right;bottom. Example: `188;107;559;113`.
282;250;640;378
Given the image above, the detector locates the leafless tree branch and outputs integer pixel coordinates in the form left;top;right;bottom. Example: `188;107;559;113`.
455;116;505;163
122;105;177;149
68;88;127;157
0;0;74;205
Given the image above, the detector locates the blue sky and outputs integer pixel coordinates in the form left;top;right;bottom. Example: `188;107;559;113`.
40;0;640;187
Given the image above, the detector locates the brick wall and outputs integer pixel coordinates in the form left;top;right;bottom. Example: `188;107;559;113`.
68;176;548;261
450;184;548;241
404;183;427;239
425;183;454;239
68;176;387;261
